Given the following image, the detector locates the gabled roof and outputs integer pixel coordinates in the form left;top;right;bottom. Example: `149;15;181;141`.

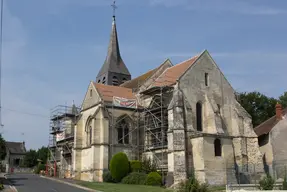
254;108;287;136
94;83;136;102
150;55;199;87
5;141;26;154
96;16;130;78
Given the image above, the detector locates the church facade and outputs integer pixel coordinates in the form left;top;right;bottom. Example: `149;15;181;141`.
72;15;264;185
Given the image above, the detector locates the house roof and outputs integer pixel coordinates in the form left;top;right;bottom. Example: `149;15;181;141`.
94;83;136;102
120;68;157;89
254;108;287;136
151;55;199;87
5;141;26;154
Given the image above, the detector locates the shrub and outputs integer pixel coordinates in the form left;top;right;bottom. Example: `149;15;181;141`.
34;163;46;174
0;184;4;190
103;170;115;183
282;176;287;190
141;157;158;174
145;171;162;186
178;174;209;192
130;160;142;172
121;172;147;185
258;174;274;190
109;152;130;182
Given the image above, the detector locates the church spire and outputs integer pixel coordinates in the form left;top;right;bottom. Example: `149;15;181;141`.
96;1;131;86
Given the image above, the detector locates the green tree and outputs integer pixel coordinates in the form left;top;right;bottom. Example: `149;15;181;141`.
0;134;6;160
236;91;278;127
37;146;49;164
23;149;38;167
279;92;287;109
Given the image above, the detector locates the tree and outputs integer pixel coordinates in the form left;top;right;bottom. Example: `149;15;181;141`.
279;92;287;109
22;149;38;167
0;134;6;160
37;146;49;164
236;91;278;128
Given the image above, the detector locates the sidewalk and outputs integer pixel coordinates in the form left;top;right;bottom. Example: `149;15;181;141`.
0;173;16;192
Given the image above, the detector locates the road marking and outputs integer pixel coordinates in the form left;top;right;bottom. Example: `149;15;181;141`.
9;186;18;192
51;189;58;192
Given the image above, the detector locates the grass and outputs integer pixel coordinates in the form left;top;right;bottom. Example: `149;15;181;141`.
78;181;174;192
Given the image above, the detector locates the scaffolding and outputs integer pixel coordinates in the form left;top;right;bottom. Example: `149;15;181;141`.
48;104;80;178
105;83;173;180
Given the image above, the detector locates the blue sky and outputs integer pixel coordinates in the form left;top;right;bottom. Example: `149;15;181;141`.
1;0;287;149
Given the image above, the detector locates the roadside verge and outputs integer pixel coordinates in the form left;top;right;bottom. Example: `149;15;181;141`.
40;175;102;192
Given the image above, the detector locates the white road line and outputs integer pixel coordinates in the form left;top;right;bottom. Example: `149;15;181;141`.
9;185;18;192
51;189;58;192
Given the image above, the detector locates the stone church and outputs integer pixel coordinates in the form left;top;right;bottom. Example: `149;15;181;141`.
72;15;264;185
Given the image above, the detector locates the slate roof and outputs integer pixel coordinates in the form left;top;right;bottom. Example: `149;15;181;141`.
254;108;287;136
94;83;136;103
150;55;199;87
96;17;130;78
5;141;26;154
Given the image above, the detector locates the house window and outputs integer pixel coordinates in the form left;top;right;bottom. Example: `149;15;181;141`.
196;102;203;131
214;138;222;156
112;76;119;86
117;118;129;144
205;73;209;86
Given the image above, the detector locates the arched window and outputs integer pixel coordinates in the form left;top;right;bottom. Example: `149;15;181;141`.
117;117;129;144
102;76;106;84
85;118;92;147
196;102;202;131
112;76;119;86
97;79;101;83
214;138;222;156
89;126;92;145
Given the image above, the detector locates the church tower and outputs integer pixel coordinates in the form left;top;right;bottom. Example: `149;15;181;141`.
96;2;131;86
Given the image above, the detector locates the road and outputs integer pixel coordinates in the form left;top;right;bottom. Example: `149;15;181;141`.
6;174;91;192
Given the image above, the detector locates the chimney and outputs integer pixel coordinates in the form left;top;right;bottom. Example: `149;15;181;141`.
276;103;282;120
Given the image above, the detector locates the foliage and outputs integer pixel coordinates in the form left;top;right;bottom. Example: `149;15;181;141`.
145;172;162;186
22;146;49;168
34;163;46;174
282;169;287;190
178;174;210;192
236;92;278;127
23;149;38;168
121;172;147;185
279;92;287;109
258;174;274;190
141;157;158;174
130;160;142;172
103;170;116;183
0;134;6;161
0;183;3;190
109;152;130;182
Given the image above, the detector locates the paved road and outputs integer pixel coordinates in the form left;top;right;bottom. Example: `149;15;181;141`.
6;174;90;192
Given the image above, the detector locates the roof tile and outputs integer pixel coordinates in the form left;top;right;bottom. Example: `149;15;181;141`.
151;55;199;87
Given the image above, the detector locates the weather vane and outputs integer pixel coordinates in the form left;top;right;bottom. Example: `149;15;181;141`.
111;0;117;18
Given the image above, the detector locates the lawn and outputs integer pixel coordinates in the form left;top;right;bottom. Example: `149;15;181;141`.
77;181;226;192
78;181;174;192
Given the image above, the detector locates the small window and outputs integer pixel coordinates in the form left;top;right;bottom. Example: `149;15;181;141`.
196;102;202;131
214;138;222;156
90;90;92;97
97;79;101;83
112;76;119;86
205;73;209;86
102;76;106;84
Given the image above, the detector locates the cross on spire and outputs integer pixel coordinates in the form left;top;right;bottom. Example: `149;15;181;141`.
111;0;117;18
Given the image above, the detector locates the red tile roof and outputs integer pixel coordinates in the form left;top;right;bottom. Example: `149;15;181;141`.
151;55;199;87
94;83;136;102
254;108;287;136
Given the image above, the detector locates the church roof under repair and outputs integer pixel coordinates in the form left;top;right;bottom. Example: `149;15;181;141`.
94;54;200;102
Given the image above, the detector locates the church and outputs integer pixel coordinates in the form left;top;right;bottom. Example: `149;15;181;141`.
72;13;264;186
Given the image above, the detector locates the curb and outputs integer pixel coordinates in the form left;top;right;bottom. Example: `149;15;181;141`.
40;176;102;192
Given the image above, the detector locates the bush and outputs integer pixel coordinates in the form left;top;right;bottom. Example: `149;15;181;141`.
103;170;115;183
130;160;142;172
35;163;46;174
109;152;130;182
0;184;4;190
178;174;209;192
258;174;274;190
282;176;287;190
121;172;147;185
141;157;158;174
145;172;162;186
